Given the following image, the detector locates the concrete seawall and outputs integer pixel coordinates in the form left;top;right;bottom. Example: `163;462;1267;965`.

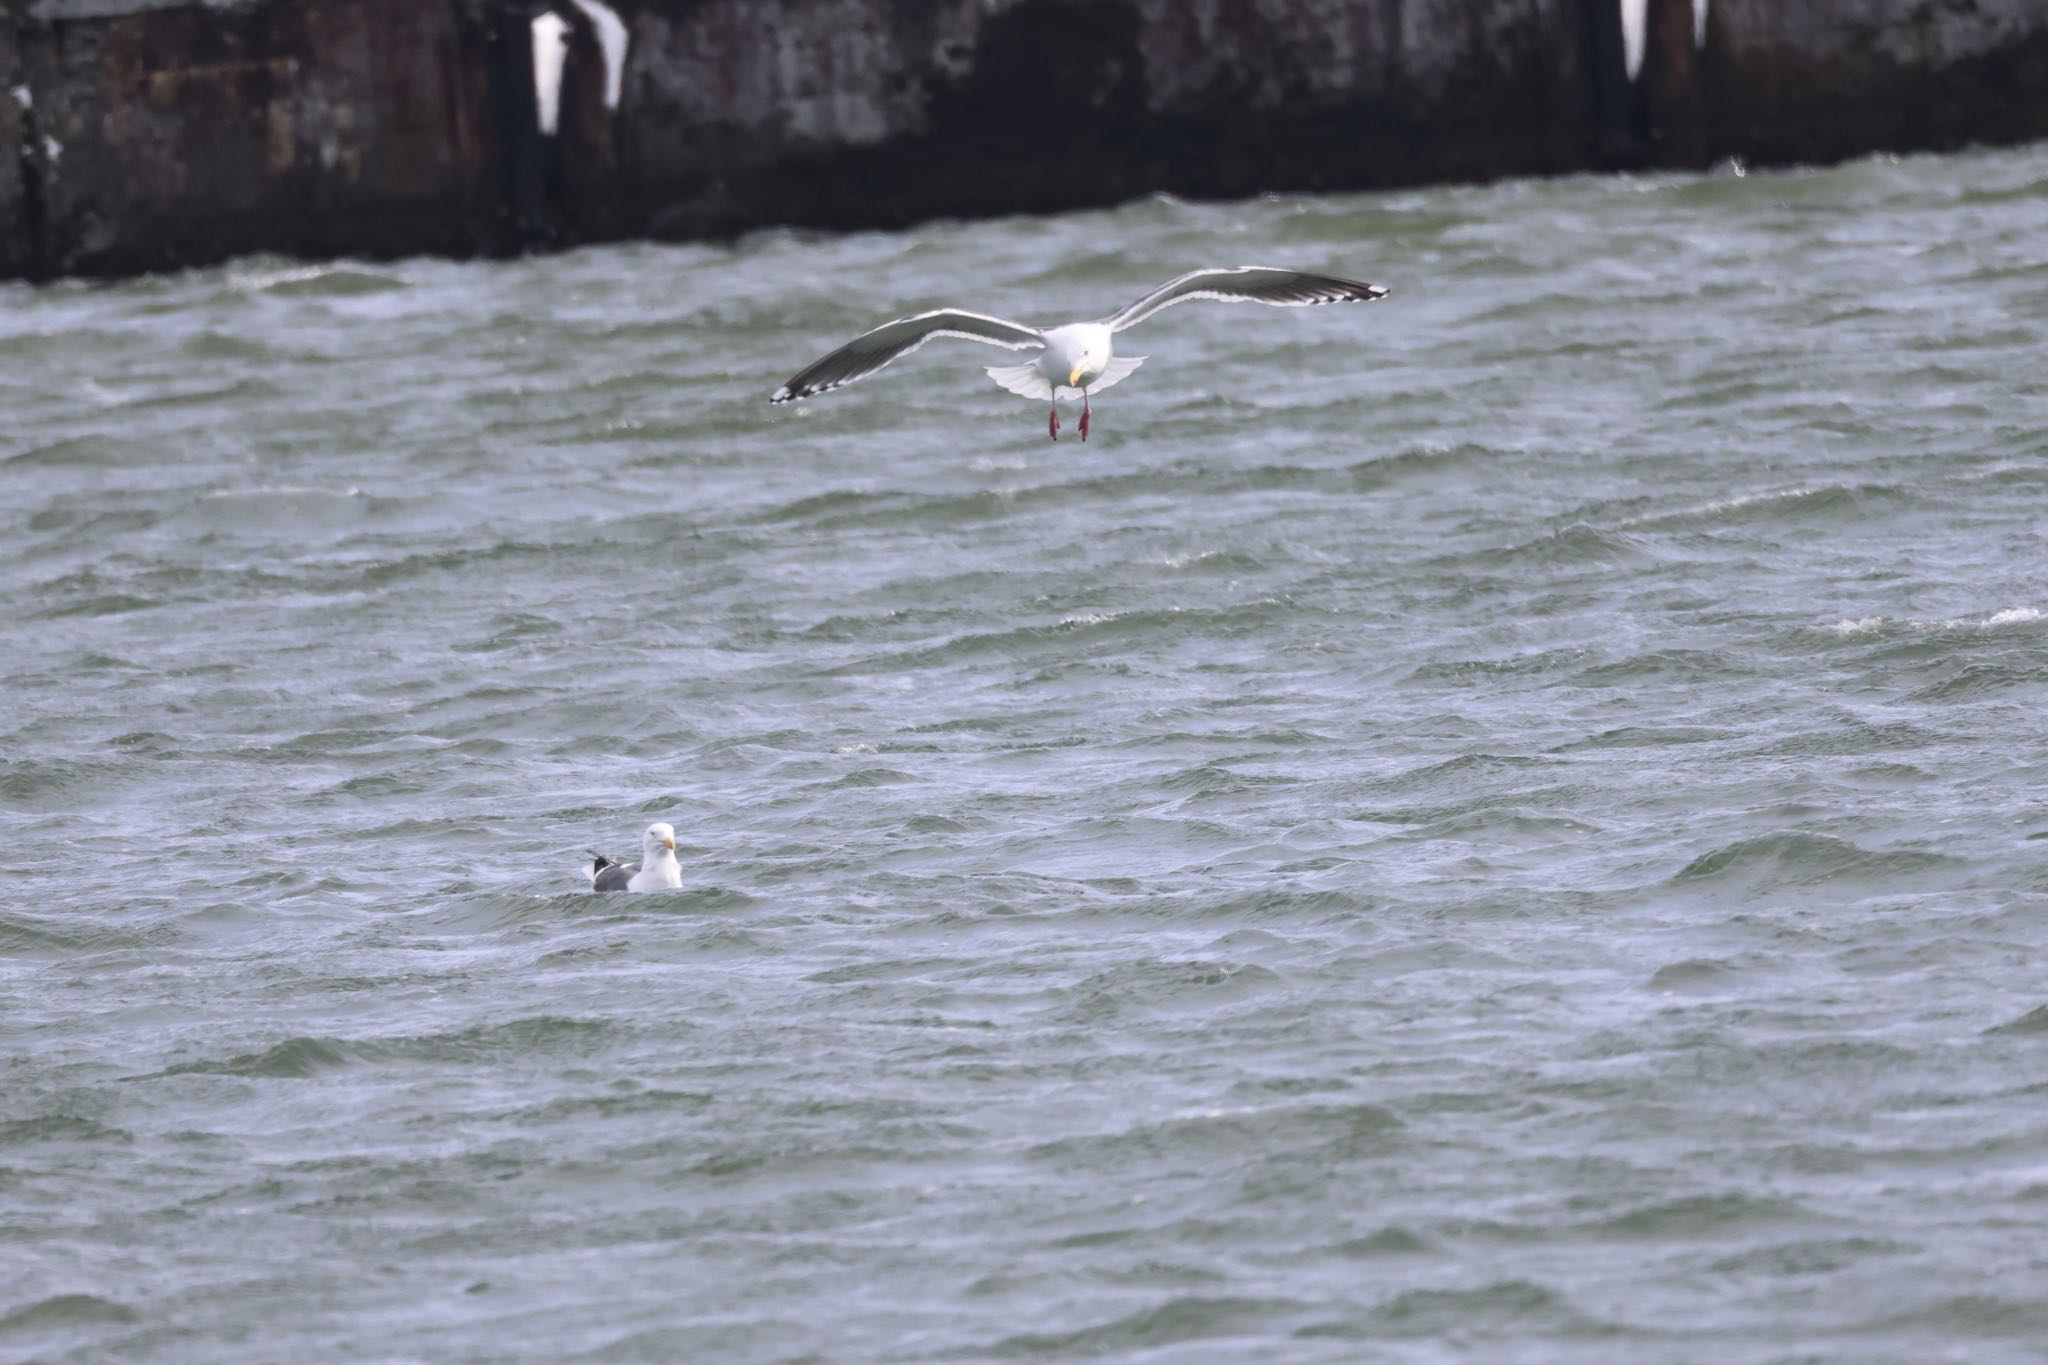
1;0;2044;280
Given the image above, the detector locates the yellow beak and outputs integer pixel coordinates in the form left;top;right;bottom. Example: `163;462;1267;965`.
1069;365;1086;387
662;837;676;851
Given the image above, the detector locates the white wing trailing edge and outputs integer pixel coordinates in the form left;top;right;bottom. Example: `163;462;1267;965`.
771;309;1044;403
1102;267;1389;333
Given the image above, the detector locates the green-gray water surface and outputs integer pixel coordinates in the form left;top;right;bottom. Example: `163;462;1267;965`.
5;145;2048;1363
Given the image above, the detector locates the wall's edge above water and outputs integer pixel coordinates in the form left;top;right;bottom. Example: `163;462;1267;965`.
1;0;2044;282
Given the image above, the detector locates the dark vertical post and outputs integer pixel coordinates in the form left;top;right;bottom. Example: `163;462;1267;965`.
0;9;34;278
485;2;553;247
1640;0;1707;167
7;15;50;281
556;10;623;244
1579;0;1645;166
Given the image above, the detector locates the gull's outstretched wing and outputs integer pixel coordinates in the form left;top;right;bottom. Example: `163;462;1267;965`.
1101;267;1389;333
771;310;1044;402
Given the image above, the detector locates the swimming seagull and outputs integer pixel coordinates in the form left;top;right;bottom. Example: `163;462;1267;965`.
770;266;1390;441
584;822;683;893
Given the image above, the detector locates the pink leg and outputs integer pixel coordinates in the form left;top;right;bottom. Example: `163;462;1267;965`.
1048;406;1060;441
1080;390;1091;442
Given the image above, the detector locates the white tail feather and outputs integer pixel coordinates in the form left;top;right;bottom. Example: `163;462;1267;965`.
986;354;1147;403
986;361;1051;400
1090;354;1147;393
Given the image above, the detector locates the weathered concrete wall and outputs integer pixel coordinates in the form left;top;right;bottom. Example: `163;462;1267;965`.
2;0;2047;280
611;0;1597;239
1699;0;2048;165
0;18;25;277
1639;0;2048;170
13;0;500;277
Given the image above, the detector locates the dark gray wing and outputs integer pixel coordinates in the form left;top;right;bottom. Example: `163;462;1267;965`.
1101;267;1389;333
771;309;1043;402
588;853;638;892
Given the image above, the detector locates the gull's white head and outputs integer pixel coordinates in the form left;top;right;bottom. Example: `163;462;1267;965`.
1067;332;1112;389
643;822;677;857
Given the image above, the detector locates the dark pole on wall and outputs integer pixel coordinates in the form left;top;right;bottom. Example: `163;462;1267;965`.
1;7;47;280
1580;0;1645;166
1640;0;1707;167
485;2;554;248
556;9;624;245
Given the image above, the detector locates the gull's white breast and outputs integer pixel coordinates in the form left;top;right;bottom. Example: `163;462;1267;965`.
627;850;683;891
1038;322;1113;388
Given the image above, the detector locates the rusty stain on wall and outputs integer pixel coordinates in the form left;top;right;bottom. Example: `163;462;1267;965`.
144;58;300;108
264;101;292;174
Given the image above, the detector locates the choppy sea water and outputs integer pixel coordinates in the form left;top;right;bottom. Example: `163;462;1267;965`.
4;143;2048;1362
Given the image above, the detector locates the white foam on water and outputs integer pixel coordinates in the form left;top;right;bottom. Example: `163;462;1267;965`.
1831;607;2038;636
9;83;30;111
229;264;328;291
224;262;398;295
1697;485;1816;517
1612;485;1818;529
202;486;364;501
1927;607;2043;631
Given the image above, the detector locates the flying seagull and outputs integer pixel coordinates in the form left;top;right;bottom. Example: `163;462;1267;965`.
770;266;1389;441
585;822;682;893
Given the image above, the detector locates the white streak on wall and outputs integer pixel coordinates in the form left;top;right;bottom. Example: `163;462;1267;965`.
567;0;629;111
1696;0;1709;48
531;11;571;135
1621;0;1647;80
